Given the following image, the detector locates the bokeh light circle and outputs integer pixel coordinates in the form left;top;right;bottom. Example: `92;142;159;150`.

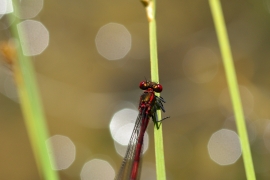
0;0;7;16
114;132;149;157
46;135;76;170
4;0;13;14
110;108;138;139
80;159;115;180
207;129;241;165
0;0;13;16
15;0;43;19
17;20;49;56
114;123;135;145
95;23;131;60
110;108;150;156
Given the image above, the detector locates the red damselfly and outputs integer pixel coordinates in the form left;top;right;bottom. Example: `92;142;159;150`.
115;80;167;180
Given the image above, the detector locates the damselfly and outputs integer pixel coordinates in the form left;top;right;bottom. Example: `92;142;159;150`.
115;80;167;180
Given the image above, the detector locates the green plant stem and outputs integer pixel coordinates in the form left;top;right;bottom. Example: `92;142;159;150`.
8;1;59;180
144;0;167;179
209;0;256;179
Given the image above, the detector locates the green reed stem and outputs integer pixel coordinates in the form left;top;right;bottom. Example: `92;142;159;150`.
141;0;166;179
209;0;256;179
8;1;59;180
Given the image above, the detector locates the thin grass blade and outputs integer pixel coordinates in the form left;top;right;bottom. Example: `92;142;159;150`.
208;0;256;179
7;1;60;180
141;0;167;179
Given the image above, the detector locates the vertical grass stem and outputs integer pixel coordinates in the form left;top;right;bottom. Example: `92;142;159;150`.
141;0;167;179
7;1;60;180
209;1;256;179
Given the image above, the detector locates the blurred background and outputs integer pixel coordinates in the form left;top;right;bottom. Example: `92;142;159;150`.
1;0;270;179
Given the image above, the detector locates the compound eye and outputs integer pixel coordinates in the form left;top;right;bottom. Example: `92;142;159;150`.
139;81;148;90
153;84;163;92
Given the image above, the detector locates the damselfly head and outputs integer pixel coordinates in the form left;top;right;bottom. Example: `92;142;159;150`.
139;80;163;92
